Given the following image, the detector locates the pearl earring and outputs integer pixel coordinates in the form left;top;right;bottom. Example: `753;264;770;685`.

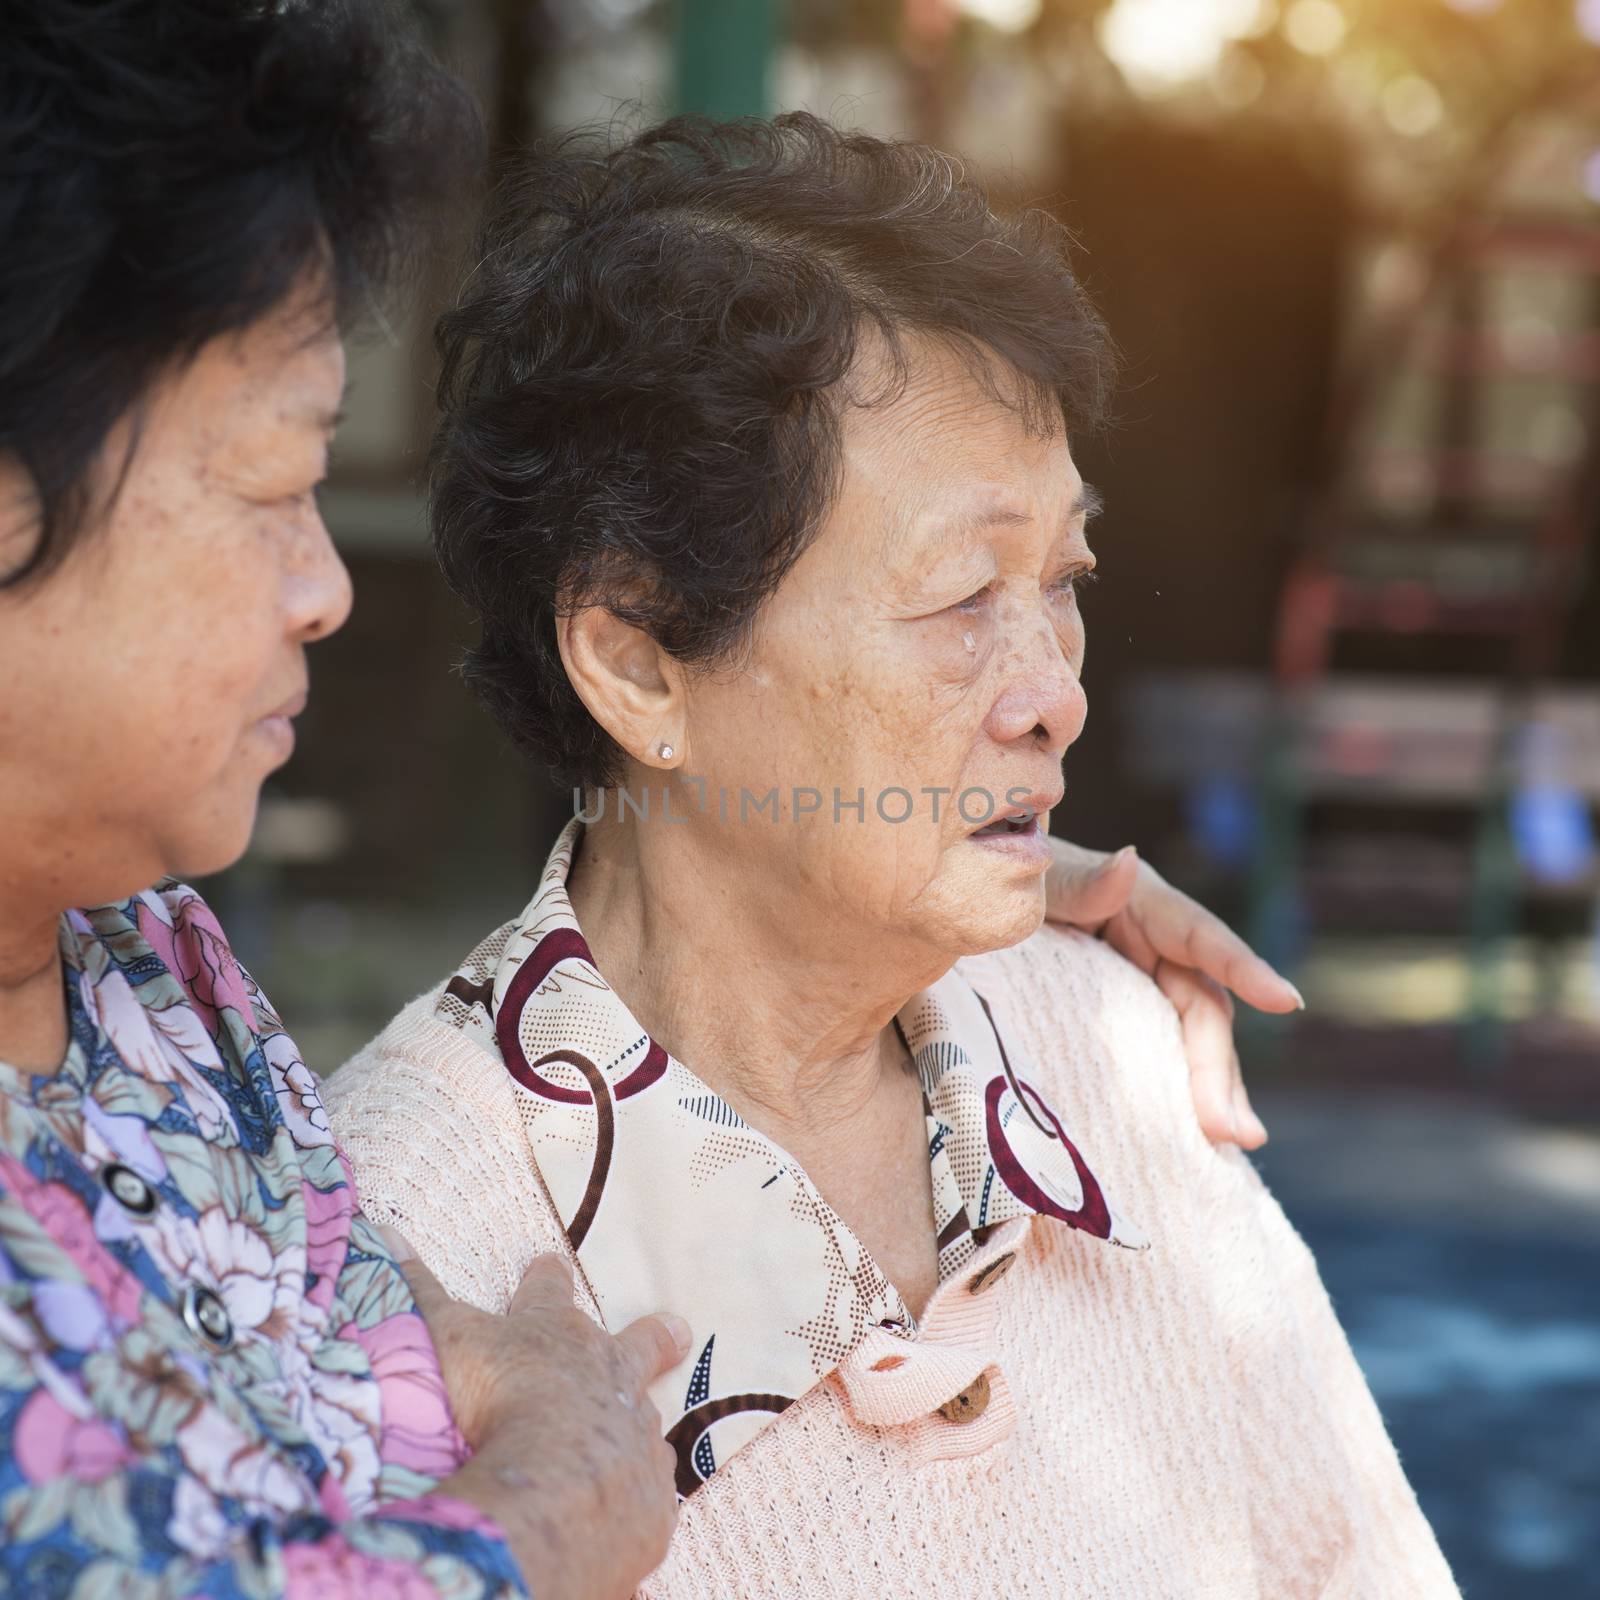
658;742;675;761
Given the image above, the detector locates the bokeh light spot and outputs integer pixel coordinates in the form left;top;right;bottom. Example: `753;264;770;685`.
1382;74;1445;137
1285;0;1349;56
1099;0;1274;90
953;0;1043;33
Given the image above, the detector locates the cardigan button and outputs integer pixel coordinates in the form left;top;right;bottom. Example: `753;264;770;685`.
935;1370;991;1425
101;1164;158;1216
966;1252;1016;1296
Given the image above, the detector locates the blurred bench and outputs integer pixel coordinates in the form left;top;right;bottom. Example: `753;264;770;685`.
1121;671;1600;1069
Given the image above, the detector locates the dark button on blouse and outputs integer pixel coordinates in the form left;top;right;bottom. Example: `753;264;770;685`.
182;1285;234;1350
101;1163;157;1216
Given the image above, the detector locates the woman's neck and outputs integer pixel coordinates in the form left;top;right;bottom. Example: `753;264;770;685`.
564;815;947;1142
0;899;68;1073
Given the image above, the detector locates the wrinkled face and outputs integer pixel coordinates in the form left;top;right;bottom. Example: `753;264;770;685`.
679;340;1097;966
0;290;352;910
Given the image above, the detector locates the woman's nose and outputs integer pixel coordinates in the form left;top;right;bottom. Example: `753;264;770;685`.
287;509;354;644
985;611;1086;756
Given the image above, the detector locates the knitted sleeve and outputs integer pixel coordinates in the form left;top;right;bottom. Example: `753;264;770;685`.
985;926;1461;1599
1197;1136;1462;1597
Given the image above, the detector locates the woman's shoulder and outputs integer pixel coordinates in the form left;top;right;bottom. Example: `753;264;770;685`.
953;923;1208;1170
322;983;564;1312
327;982;500;1093
956;922;1186;1087
322;982;522;1155
957;918;1166;1007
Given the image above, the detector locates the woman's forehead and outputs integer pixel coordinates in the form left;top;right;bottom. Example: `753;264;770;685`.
836;393;1088;556
841;339;1073;468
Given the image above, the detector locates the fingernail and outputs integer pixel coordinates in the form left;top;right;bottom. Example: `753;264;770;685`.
663;1315;692;1357
1246;1112;1269;1144
1288;983;1306;1011
372;1223;415;1264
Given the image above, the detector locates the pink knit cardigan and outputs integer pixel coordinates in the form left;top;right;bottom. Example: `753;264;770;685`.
324;923;1461;1599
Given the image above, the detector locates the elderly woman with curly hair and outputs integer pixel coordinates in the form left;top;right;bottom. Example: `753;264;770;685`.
0;5;706;1596
326;115;1460;1598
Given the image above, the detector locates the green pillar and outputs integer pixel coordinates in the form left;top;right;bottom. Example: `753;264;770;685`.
674;0;779;119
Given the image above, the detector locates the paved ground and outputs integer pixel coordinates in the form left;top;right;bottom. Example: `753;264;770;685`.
1249;1088;1600;1599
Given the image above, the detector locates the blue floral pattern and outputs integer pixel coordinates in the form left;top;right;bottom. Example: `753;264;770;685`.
0;884;528;1598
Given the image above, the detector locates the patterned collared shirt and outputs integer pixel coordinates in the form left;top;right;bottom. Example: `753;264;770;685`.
0;885;526;1598
439;818;1147;1495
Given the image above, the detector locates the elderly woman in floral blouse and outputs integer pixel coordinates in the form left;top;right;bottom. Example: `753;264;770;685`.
0;5;699;1597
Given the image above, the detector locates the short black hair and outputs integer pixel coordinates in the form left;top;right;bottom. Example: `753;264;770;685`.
430;112;1118;792
0;0;477;587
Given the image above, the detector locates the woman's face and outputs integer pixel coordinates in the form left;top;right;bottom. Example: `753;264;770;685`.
681;339;1096;966
0;291;352;914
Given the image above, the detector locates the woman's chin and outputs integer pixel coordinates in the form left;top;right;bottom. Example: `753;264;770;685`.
952;885;1048;960
162;796;263;885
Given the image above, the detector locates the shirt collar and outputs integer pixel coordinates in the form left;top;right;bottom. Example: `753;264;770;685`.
440;817;1147;1489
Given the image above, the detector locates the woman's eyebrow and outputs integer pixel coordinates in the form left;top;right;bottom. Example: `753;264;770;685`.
913;480;1104;550
964;481;1104;531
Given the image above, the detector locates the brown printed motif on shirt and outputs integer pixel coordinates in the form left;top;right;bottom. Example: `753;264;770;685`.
437;817;1148;1495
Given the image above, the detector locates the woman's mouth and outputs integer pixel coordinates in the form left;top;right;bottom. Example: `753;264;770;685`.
253;713;297;761
971;808;1040;839
965;801;1055;870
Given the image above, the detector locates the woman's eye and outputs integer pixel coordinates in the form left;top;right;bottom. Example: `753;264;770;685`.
284;483;325;516
1050;568;1096;602
951;584;992;615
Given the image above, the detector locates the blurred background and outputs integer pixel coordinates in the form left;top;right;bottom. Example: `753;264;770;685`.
207;0;1600;1591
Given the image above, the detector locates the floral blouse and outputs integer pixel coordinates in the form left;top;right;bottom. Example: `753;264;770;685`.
0;884;527;1599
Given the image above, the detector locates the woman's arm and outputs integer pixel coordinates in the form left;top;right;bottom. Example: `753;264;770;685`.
1198;1144;1463;1597
0;1199;685;1600
1044;837;1302;1149
1015;924;1459;1599
0;1221;526;1600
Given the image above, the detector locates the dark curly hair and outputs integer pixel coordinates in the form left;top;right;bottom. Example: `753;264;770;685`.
0;0;477;587
431;112;1118;792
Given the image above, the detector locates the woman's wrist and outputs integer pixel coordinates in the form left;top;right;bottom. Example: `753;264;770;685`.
436;1440;553;1590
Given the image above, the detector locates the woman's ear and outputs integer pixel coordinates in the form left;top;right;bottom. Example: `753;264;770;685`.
0;462;42;584
556;603;686;770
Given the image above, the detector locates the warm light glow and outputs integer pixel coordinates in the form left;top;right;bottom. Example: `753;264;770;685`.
1098;0;1274;90
1284;0;1348;55
1381;73;1444;137
1211;46;1267;108
1580;0;1600;45
953;0;1043;32
1443;0;1503;12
